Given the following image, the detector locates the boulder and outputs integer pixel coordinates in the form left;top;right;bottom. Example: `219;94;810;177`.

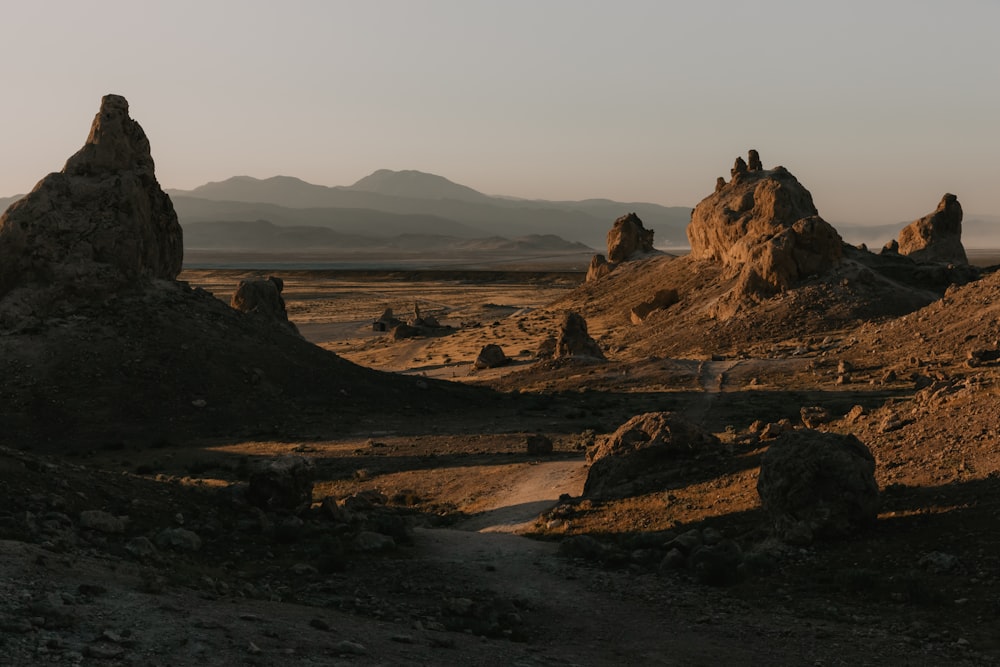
686;150;843;311
231;276;299;335
629;288;679;324
0;94;182;304
584;412;720;498
757;430;879;544
607;212;655;263
474;343;509;369
554;311;604;360
247;457;314;514
525;434;554;455
897;193;967;264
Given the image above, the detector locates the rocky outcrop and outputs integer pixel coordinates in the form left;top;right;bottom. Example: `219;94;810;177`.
585;213;657;282
231;276;299;335
686;151;843;313
554;311;604;360
607;213;655;263
584;412;720;499
897;193;967;264
757;430;879;544
629;288;679;324
0;94;183;304
585;254;612;282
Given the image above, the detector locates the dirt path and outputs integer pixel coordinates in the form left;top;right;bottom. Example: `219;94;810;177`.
688;359;742;425
455;459;588;533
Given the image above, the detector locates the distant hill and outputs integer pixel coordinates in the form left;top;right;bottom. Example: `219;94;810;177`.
171;196;484;238
183;219;592;255
349;169;492;203
167;170;693;247
0;195;24;215
838;214;1000;250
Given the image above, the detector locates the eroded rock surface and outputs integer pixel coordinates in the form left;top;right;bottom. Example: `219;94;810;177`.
898;193;967;265
757;429;879;544
687;150;843;311
231;276;300;335
584;412;719;498
0;94;182;309
607;212;655;263
554;311;604;360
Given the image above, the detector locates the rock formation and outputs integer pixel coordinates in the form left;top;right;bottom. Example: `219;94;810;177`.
607;212;655;263
0;94;182;305
585;213;657;282
231;276;300;335
585;254;612;282
554;311;605;359
0;94;481;444
687;150;843;313
897;193;967;264
757;430;879;544
584;412;720;498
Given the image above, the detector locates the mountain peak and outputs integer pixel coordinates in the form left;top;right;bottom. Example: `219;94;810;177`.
349;169;489;202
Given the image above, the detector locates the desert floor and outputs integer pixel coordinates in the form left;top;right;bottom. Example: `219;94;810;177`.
79;265;987;666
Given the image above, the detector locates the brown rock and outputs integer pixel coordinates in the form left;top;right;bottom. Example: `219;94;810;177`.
0;94;182;302
554;311;605;360
474;343;509;369
629;288;679;324
231;276;300;335
525;434;554;455
584;412;720;498
586;254;613;282
897;193;967;264
686;151;843;312
757;430;878;544
747;149;763;172
607;213;655;263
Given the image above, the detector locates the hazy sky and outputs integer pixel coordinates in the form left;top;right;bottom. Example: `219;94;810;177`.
1;1;998;225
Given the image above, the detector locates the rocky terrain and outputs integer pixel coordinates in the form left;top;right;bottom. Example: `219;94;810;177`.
1;104;999;666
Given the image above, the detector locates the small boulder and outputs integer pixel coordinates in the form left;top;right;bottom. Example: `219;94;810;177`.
757;430;879;544
525;434;554;455
474;343;509;369
247;456;314;513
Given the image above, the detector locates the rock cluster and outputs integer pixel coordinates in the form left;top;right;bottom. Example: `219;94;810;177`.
757;429;879;544
584;412;720;498
897;193;968;265
0;94;183;308
686;150;843;313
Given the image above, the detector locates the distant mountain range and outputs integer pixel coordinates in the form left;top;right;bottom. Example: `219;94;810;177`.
165;170;693;250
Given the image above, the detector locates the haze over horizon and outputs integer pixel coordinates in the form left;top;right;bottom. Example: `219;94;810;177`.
1;1;998;226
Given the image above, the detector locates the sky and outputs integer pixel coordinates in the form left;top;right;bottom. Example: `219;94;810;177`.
1;0;998;226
